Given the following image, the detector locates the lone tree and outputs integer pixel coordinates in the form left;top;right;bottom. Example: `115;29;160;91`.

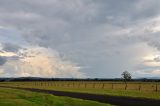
121;71;132;90
121;71;132;81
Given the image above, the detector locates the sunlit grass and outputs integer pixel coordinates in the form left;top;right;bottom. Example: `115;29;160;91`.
0;87;112;106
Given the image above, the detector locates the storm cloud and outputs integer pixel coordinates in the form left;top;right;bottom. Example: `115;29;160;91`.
2;43;21;53
0;0;160;78
0;56;7;66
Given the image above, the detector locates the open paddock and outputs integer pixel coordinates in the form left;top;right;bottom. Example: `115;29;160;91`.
0;81;159;92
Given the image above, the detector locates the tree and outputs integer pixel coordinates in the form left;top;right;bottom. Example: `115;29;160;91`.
121;71;132;81
121;71;132;90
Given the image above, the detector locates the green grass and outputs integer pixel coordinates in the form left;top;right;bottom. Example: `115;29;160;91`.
0;87;112;106
29;86;160;100
0;81;160;100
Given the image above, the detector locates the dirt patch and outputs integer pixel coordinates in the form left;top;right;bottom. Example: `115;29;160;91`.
0;86;160;106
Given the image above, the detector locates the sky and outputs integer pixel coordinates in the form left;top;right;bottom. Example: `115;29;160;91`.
0;0;160;78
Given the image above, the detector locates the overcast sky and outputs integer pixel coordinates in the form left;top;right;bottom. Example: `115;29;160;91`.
0;0;160;78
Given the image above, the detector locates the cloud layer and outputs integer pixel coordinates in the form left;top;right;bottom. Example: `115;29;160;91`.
13;47;85;78
0;30;85;78
0;0;160;78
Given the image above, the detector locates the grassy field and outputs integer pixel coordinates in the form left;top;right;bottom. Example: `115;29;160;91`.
1;81;160;91
0;87;112;106
0;81;160;100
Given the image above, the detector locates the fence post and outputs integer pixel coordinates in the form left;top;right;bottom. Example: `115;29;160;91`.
102;83;105;89
78;83;80;88
93;83;95;88
125;82;127;90
85;83;87;88
111;83;114;89
139;83;141;91
156;84;158;92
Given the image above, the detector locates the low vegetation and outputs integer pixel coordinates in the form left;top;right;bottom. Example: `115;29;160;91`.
0;87;111;106
0;81;160;100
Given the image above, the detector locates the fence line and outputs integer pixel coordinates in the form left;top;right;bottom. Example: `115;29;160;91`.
0;82;159;92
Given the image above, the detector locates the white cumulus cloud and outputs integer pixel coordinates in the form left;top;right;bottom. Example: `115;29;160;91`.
2;46;86;78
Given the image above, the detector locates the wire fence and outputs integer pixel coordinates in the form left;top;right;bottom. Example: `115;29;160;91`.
0;81;159;92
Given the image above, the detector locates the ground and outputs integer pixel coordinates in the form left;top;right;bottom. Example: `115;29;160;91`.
0;87;112;106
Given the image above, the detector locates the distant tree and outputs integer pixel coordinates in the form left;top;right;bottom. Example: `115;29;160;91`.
121;71;132;90
121;71;132;81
